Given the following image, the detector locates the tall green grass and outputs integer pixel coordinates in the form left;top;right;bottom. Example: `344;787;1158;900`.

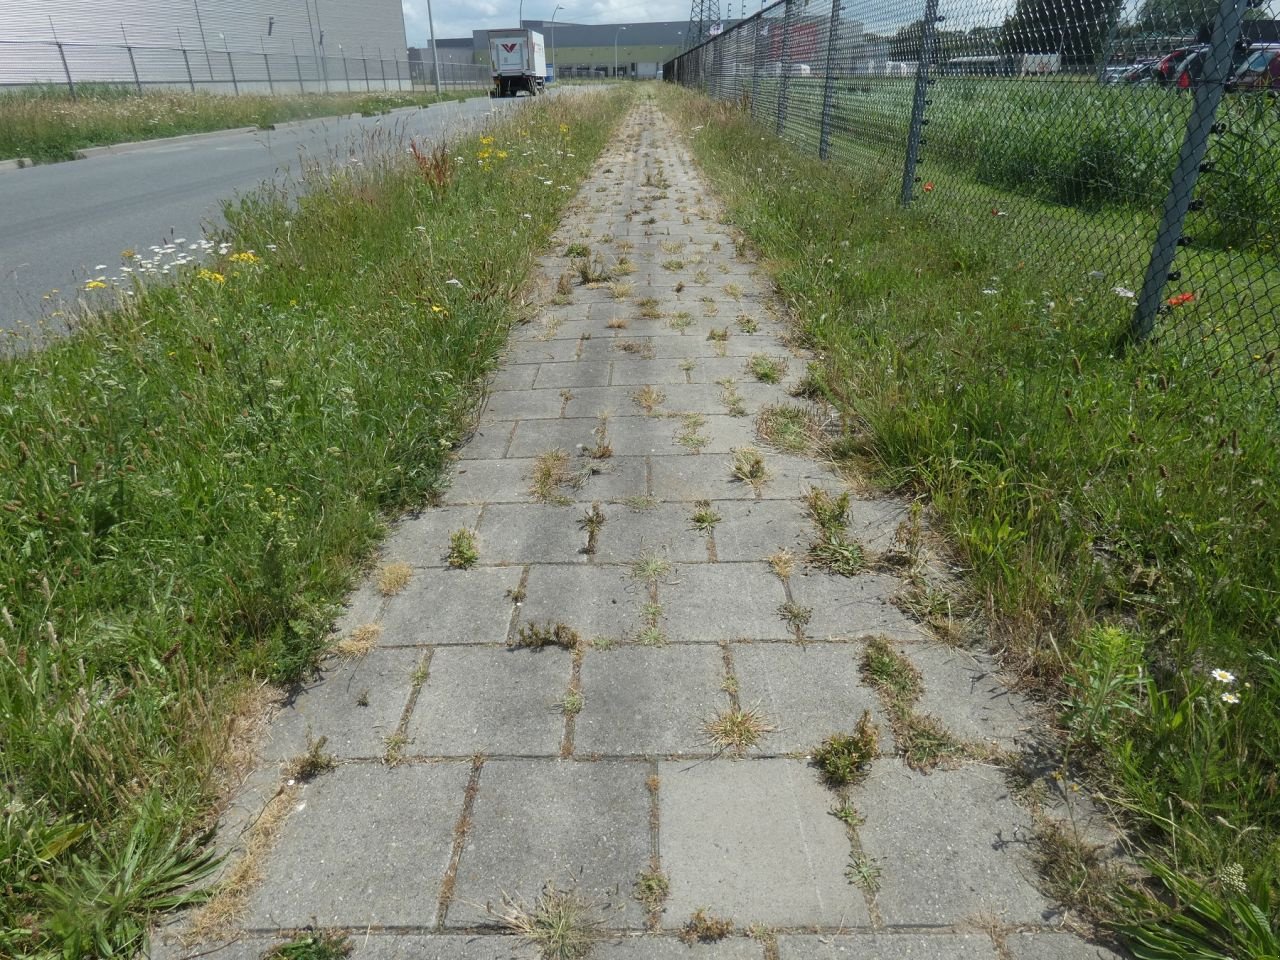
663;85;1279;953
0;88;627;958
0;85;483;164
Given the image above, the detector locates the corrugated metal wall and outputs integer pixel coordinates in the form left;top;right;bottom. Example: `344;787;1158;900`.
0;0;408;86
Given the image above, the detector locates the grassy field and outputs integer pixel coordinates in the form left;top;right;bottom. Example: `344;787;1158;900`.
0;86;485;164
662;84;1279;957
0;88;627;959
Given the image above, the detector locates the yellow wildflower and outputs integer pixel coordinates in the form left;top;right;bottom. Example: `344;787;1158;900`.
496;150;509;159
228;251;261;264
84;280;108;290
559;123;569;133
480;135;494;146
197;269;226;284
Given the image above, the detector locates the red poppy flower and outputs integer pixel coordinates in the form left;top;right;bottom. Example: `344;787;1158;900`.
922;182;934;192
1166;292;1195;307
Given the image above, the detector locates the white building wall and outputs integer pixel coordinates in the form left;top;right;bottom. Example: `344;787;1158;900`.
0;0;409;90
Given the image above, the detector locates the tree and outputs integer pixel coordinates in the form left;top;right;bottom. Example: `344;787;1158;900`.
999;0;1126;66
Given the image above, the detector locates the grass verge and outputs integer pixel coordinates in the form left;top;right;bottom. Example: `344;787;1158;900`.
0;88;627;958
661;84;1279;953
0;86;483;164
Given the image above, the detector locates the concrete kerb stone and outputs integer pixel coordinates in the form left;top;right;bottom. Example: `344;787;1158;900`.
775;934;1000;960
0;157;34;173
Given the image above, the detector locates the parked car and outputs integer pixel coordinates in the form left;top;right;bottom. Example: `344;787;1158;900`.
1171;41;1269;91
1155;45;1205;85
1230;44;1280;91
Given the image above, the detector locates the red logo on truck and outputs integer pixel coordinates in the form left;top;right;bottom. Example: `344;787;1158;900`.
502;43;518;52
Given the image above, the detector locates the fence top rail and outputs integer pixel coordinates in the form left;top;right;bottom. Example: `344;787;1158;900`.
675;0;788;62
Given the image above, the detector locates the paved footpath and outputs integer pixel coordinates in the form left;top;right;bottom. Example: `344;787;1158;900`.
157;100;1123;960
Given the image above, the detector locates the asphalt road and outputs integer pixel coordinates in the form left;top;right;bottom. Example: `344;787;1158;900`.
0;94;525;335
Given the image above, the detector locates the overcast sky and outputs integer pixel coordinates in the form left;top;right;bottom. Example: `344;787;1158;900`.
400;0;751;44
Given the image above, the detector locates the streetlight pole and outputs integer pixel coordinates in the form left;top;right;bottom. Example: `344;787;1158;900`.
425;0;443;93
550;4;562;82
614;25;626;79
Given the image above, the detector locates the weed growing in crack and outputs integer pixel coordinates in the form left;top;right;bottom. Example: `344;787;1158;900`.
265;930;352;960
691;500;721;532
812;711;880;786
574;253;612;284
531;449;587;504
565;243;591;259
707;327;729;342
831;799;864;827
637;297;662;319
447;528;480;569
632;385;666;416
559;689;585;716
662;259;685;271
634;870;670;912
669;311;694;330
675;412;710;451
724;282;744;299
810;535;866;577
377;561;412;596
616;339;655;360
496;884;604;960
778;600;813;634
630;550;673;584
705;706;775;754
335;622;381;659
806;488;850;534
679;909;733;944
735;313;759;333
285;735;335;783
768;548;796;580
717;377;747;417
579;503;606;555
846;856;882;894
606;317;629;330
383;732;407;765
513;622;581;651
861;636;923;704
731;447;768;489
757;404;821;455
609;281;634;300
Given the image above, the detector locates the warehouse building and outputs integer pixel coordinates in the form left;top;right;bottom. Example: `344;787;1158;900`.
0;0;409;91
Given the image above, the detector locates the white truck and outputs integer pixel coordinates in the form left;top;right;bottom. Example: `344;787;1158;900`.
488;30;547;97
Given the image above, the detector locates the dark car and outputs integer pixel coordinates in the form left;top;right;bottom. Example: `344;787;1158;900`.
1155;45;1204;85
1171;41;1257;90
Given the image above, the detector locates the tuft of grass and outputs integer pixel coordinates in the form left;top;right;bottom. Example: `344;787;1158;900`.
616;339;654;359
496;885;605;960
705;706;775;754
608;281;633;300
747;354;787;384
691;499;721;532
531;449;587;504
579;502;606;555
447;528;480;569
809;534;865;577
634;870;670;912
265;931;352;960
812;712;880;786
731;446;768;489
756;404;822;455
768;548;796;581
558;689;585;716
606;317;629;330
630;551;673;584
845;856;882;894
805;488;849;534
284;735;336;783
717;377;747;416
668;311;695;330
565;243;591;258
707;327;729;342
513;622;581;651
861;636;923;705
679;909;734;944
724;282;744;299
778;600;813;634
377;561;413;596
735;313;759;333
675;412;710;451
636;296;662;318
335;622;382;659
662;259;686;271
632;385;666;415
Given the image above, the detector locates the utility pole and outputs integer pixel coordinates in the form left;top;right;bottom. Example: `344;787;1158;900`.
426;0;443;93
615;25;627;78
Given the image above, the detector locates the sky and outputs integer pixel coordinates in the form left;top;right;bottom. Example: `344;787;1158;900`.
400;0;746;44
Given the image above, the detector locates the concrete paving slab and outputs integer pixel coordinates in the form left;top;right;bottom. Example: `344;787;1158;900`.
379;567;521;645
476;502;590;565
457;423;516;460
591;501;711;564
381;506;484;567
491;365;539;391
567;384;726;419
446;459;544;504
506;418;610;459
610;359;695;386
576;645;728;755
660;563;791;642
447;760;651;928
1005;933;1125;960
649;453;761;502
787;570;924;641
596;937;764;959
731;643;889;754
408;646;570;757
262;648;420;761
659;758;868;927
508;339;580;364
482;389;565;421
712;499;811;562
895;642;1035;749
332;581;386;638
519;564;646;643
853;761;1052;925
776;934;999;959
578;455;649;502
534;360;613;389
246;762;470;928
350;935;537;960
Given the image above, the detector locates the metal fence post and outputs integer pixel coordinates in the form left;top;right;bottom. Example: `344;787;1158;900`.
776;0;796;137
226;49;239;94
125;45;143;94
751;21;762;123
361;48;371;90
395;57;403;91
182;48;196;91
263;52;275;93
1130;0;1248;342
342;54;351;91
295;52;305;92
55;41;77;99
818;0;842;160
900;0;940;206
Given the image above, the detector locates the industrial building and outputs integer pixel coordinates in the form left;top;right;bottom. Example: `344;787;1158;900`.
0;0;409;90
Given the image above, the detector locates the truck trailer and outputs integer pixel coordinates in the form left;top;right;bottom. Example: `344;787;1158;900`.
489;30;547;97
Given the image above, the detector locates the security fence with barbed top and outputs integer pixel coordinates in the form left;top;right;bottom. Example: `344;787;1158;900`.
665;0;1280;410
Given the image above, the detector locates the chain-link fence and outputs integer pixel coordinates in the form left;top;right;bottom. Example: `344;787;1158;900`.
666;0;1280;407
0;38;489;96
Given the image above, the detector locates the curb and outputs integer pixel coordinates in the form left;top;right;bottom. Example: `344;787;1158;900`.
0;157;34;173
73;126;259;159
